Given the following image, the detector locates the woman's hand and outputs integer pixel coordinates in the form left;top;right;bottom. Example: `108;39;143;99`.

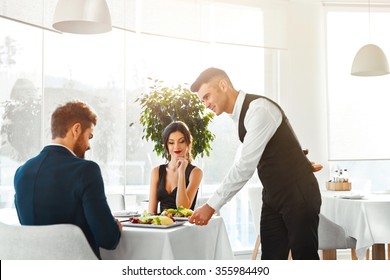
176;156;188;173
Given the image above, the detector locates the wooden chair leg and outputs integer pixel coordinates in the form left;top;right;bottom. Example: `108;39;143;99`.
351;249;358;260
372;244;386;260
252;235;261;260
351;248;370;260
322;249;337;260
387;244;390;260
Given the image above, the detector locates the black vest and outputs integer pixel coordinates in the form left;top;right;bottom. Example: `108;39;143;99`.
238;94;318;209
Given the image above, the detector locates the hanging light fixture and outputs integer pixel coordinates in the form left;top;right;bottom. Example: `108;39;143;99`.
351;44;389;76
52;0;112;34
351;0;389;76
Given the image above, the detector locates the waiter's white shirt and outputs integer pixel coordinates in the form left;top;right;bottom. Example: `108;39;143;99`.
207;91;282;211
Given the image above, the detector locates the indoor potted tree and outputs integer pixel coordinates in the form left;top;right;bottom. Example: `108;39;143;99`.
136;78;215;160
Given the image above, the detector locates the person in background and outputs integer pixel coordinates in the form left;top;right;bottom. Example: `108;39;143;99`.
14;100;122;259
188;67;322;260
148;121;203;214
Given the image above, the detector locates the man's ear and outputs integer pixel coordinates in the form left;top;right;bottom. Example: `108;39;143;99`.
219;79;228;92
71;123;82;139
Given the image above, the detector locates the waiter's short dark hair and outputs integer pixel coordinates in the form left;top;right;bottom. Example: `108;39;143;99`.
190;67;230;92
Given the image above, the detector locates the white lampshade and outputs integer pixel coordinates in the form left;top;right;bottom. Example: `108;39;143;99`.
52;0;112;34
351;44;390;76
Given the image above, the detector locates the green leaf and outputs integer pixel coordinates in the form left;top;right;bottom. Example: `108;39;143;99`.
136;79;215;160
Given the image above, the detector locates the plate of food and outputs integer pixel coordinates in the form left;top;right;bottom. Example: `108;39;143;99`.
160;206;193;220
122;215;185;229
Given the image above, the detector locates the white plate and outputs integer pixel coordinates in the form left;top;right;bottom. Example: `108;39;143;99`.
112;211;139;217
372;190;390;195
339;194;365;199
172;217;189;221
122;221;186;229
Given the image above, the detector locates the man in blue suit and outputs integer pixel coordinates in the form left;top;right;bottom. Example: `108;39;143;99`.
14;100;122;259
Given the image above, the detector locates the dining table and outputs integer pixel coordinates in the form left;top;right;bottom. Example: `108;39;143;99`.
320;190;390;260
0;208;234;260
100;215;234;260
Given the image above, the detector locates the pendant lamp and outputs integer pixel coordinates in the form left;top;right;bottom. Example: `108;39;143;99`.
351;0;389;76
52;0;112;34
351;44;389;76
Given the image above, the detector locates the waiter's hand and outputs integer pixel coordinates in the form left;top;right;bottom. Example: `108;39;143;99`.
311;162;323;172
189;203;215;226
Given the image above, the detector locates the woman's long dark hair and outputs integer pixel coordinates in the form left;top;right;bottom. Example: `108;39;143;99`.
162;121;193;163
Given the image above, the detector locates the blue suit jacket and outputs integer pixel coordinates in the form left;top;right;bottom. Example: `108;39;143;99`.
14;145;121;259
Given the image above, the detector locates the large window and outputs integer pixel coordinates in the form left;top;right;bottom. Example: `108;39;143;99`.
0;0;281;251
326;4;390;192
0;17;43;207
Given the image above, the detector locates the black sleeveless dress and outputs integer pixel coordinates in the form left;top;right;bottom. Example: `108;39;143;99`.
157;163;198;212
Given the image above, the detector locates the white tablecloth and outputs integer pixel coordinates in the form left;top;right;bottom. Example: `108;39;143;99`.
0;209;234;260
100;216;234;260
321;191;390;259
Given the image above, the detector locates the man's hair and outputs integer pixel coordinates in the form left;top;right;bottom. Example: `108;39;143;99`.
190;67;231;92
51;100;97;139
162;121;193;163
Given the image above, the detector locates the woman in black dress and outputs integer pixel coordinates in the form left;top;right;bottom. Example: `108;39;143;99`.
148;121;203;214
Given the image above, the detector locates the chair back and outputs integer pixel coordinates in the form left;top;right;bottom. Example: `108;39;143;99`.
0;222;98;260
107;193;125;211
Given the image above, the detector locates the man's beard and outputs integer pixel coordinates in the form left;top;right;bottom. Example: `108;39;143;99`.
73;138;86;158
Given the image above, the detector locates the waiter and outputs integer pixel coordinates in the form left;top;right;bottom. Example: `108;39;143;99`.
188;67;322;260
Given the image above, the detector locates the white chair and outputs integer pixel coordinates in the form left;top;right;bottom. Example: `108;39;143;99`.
248;187;262;260
0;222;98;260
106;193;125;211
318;213;357;260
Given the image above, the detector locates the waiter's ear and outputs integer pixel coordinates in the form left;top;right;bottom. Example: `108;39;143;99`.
219;79;228;92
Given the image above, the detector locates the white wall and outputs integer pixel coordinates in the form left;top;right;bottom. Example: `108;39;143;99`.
0;0;333;187
264;0;330;185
